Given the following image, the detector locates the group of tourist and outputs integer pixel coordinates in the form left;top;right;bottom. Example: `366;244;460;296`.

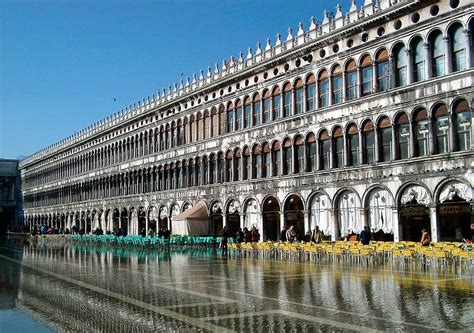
140;227;171;239
234;226;261;243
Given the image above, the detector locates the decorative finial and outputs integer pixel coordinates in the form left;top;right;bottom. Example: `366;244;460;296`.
275;33;282;46
256;42;262;54
246;47;253;60
309;16;316;30
265;38;272;51
297;22;304;36
286;27;293;41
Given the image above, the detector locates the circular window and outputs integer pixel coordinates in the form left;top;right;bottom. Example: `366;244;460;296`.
394;20;402;30
319;49;326;58
253;76;258;83
430;5;439;16
212;92;216;98
177;106;181;111
263;72;268;79
333;44;339;53
377;27;385;37
273;68;279;75
295;59;301;67
411;13;420;23
450;0;459;9
191;101;194;107
197;98;201;104
236;83;240;89
204;95;208;102
361;33;369;42
346;39;353;48
220;89;224;96
227;86;232;93
244;79;249;87
184;103;187;109
284;63;290;71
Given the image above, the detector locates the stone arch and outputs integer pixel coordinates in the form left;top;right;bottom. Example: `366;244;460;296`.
335;188;362;238
397;182;432;241
308;190;332;237
262;195;280;242
363;185;395;239
209;200;223;237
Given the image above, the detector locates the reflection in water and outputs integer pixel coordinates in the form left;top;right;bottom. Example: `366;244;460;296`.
0;236;472;332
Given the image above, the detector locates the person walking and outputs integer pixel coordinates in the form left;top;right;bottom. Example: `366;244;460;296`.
359;225;371;245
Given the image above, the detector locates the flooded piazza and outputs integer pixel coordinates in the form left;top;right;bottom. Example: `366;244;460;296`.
0;237;472;332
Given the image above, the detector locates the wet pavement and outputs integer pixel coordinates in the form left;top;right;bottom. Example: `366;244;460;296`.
0;236;472;332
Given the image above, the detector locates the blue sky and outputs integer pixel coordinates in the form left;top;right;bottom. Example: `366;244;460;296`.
1;0;342;160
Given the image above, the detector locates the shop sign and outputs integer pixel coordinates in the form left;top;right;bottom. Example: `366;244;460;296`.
438;205;470;215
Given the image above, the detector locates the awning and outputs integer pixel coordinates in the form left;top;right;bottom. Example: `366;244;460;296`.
172;201;208;221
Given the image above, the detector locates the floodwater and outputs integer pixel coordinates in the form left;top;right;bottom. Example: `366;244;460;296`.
0;236;472;332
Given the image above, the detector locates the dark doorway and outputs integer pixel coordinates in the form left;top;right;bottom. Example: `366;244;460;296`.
399;203;430;241
262;196;280;241
438;194;472;242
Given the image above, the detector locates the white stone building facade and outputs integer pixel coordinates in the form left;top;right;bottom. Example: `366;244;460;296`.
20;0;474;242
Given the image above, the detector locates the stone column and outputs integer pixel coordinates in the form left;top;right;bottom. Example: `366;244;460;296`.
429;205;439;243
303;84;308;112
409;121;416;158
303;210;309;234
372;61;377;93
374;127;380;162
392;208;400;242
280;211;285;234
222;214;227;228
328;76;334;105
331;208;338;241
424;42;432;79
145;215;149;235
291;88;296;116
406;49;413;85
444;36;452;74
240;213;244;229
465;29;472;68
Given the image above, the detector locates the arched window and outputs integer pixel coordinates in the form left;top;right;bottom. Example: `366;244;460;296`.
233;149;241;181
262;90;271;123
433;104;449;154
225;151;233;182
282;139;292;175
319;130;330;170
235;100;243;130
450;24;466;72
454;99;471;151
217;152;224;183
283;83;292;117
219;105;226;135
203;110;210;140
346;60;357;101
253;93;261;126
306;74;316;111
347;124;359;166
378;116;392;162
211;107;218;137
332;65;343;104
188;161;194;187
196;113;203;142
393;43;407;87
333;127;344;168
306;133;316;172
226;103;234;133
171;122;176;148
195;157;201;186
177;120;183;146
243;147;250;180
165;125;171;150
363;120;375;164
395;113;410;159
262;143;270;178
430;31;445;77
294;79;304;114
413;108;429;157
209;154;216;184
411;37;425;82
376;48;389;92
190;115;197;143
360;55;373;96
272;141;281;176
244;97;251;128
318;69;329;108
182;119;188;145
294;135;304;173
159;126;165;151
252;145;261;179
272;86;281;120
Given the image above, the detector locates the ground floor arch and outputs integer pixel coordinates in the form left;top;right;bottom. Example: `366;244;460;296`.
399;185;431;242
284;194;305;240
262;196;280;241
309;192;332;238
210;201;223;237
365;187;395;241
336;190;362;239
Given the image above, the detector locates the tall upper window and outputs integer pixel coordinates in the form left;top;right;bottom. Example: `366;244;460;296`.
182;120;188;145
306;133;316;172
394;43;407;87
244;97;251;128
217;153;224;183
395;113;410;160
235;100;243;130
347;124;359;166
306;74;317;111
318;69;329;108
202;158;208;185
294;79;304;114
219;105;226;135
262;143;270;178
451;25;466;72
209;155;216;184
262;90;271;124
333;127;344;168
233;149;241;181
190;117;197;144
272;141;281;176
332;65;343;104
203;111;210;140
362;120;375;164
430;31;445;78
454;99;471;151
253;94;261;126
294;135;304;173
319;130;330;170
283;83;292;118
252;145;261;179
434;104;449;154
414;108;429;157
226;103;234;133
196;113;203;142
243;147;250;180
360;55;373;96
346;60;357;101
177;120;183;146
378;117;392;162
211;107;218;138
272;86;281;120
376;49;389;92
282;139;292;175
225;151;232;182
411;37;425;82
